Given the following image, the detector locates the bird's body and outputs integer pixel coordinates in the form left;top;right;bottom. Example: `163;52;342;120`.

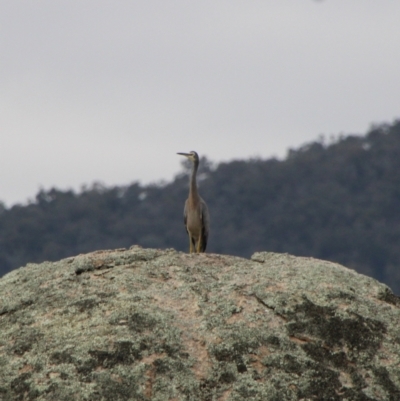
184;196;208;252
177;151;209;253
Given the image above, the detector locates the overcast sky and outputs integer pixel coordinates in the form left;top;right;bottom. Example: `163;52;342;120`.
1;1;399;206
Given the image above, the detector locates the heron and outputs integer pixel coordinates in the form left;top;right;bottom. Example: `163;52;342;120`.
177;151;210;253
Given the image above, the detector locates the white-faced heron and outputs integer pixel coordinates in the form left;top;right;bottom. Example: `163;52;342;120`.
177;151;210;253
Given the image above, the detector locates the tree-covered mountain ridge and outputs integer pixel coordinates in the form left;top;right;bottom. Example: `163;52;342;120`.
1;120;400;293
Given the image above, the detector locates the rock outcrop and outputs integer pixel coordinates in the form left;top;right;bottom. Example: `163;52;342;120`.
0;246;399;401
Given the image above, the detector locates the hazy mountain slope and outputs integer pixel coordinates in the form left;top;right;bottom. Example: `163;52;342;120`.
1;120;400;293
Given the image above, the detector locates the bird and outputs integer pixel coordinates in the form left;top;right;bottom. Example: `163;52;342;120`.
177;151;210;253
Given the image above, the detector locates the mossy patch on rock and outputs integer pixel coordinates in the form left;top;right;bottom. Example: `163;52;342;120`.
0;247;399;400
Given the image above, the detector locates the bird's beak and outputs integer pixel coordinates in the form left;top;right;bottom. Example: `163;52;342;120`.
177;152;191;157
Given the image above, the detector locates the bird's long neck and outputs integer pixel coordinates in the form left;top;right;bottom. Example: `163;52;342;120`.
189;160;199;201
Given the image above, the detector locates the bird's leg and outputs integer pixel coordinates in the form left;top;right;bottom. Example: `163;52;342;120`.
189;234;193;253
196;230;202;253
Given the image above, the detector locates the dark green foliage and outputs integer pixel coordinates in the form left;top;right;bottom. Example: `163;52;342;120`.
1;121;400;293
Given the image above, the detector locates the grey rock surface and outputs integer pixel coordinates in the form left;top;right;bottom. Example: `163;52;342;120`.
0;246;399;401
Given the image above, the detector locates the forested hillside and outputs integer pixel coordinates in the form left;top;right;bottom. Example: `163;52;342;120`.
1;120;400;293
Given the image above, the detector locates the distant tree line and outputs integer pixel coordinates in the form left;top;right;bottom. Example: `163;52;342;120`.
1;120;400;293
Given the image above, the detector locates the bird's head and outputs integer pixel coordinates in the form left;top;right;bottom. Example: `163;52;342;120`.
177;151;199;164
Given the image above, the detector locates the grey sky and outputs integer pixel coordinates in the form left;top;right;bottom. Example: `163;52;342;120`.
1;1;399;206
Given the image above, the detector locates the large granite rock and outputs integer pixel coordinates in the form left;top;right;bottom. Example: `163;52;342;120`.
0;247;399;401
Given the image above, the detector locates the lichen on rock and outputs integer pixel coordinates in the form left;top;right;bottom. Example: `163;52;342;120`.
0;247;399;400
